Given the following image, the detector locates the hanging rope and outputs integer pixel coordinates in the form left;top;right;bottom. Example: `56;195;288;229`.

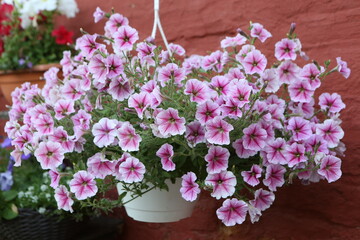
151;0;171;55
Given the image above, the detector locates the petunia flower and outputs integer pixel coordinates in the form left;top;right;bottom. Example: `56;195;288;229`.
54;99;75;120
113;25;139;52
316;119;344;148
285;143;307;168
228;79;253;107
195;100;220;124
76;34;104;59
242;49;267;74
241;164;263;187
277;60;300;84
156;143;176;171
317;155;342;183
105;13;129;37
180;172;200;202
318;93;345;113
287;117;312;141
288;80;314;103
128;92;152;119
242;123;267;151
155;108;186;136
88;54;109;84
185;121;206;147
300;63;321;90
33;113;54;135
34;141;65;170
232;138;257;158
157;63;185;87
92;118;118;147
216;198;248;226
118;157;146;183
93;7;105;23
117;122;142;152
264;138;288;165
205;170;237;199
305;134;329;155
249;188;275;211
336;57;351;79
205;117;234;145
202;50;228;73
250;23;272;42
263;164;286;191
54;185;74;212
275;38;297;61
69;171;98;200
49;126;74;153
49;170;61;189
87;153;116;179
221;34;247;48
205;146;230;174
108;76;133;101
184;79;210;103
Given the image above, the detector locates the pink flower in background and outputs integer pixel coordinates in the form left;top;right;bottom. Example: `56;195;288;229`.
319;93;345;113
260;68;281;93
236;44;255;61
71;110;91;130
87;153;116;179
54;185;74;212
119;157;146;183
242;123;267;151
205;146;230;174
155;108;186;136
128;92;152;119
336;57;351;79
202;50;228;72
216;198;248;226
34;141;64;170
185;121;206;147
316;119;344;148
156;143;176;171
232;138;257;159
180;172;200;202
288;80;314;103
184;79;210;103
250;23;272;42
195;101;220;124
118;122;142;152
265;138;288;165
105;13;129;36
49;170;61;189
263;164;286;191
137;42;156;65
287;117;312;141
113;26;139;51
157;63;185;87
93;7;105;23
277;60;300;84
242;50;267;74
275;38;297;60
54;99;75;120
241;164;262;186
300;63;321;90
221;34;247;48
169;43;186;56
249;188;275;211
49;127;74;153
205;170;237;199
205;117;234;145
76;34;103;59
69;171;98;200
92;118;118;147
317;155;342;183
286;143;307;167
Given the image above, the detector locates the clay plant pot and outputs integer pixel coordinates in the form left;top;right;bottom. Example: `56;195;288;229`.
0;63;61;105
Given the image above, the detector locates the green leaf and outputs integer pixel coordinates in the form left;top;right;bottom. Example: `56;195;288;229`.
2;204;18;220
2;190;18;202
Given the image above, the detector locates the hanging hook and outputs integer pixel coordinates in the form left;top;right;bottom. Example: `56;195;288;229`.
151;0;171;55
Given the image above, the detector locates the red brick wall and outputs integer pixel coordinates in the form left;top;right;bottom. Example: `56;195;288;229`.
29;0;360;239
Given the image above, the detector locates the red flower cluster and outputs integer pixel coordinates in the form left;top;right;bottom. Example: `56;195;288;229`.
51;26;74;45
0;3;14;55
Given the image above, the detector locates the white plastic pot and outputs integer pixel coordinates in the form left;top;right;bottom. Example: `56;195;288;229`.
117;179;198;223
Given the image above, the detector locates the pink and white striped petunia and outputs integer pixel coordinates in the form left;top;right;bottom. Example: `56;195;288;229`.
287;117;312;141
49;170;61;189
232;138;257;159
71;109;91;130
106;54;124;78
184;79;210;103
104;13;129;36
128;92;152;119
185;121;206;147
216;198;248;226
195;101;221;124
54;185;74;212
117;122;142;152
155;108;186;136
108;76;133;101
87;153;116;179
209;75;232;97
300;63;321;90
241;164;263;187
305;135;329;155
156;143;176;171
286;143;307;167
205;146;230;174
61;79;84;101
288;80;314;103
242;123;268;151
249;188;275;211
92;118;118;148
229;79;253;107
263;164;286;191
76;34;103;59
180;172;200;202
205;117;234;145
221;34;246;48
119;157;146;183
202;50;228;73
242;50;267;74
319;93;345;113
54;99;75;120
49;126;74;153
277;60;300;84
336;57;351;79
221;98;243;118
250;23;272;43
34;141;65;170
275;38;297;61
69;171;98;200
316;119;344;148
260;68;281;93
34;113;54;135
113;26;139;52
88;54;109;84
317;155;342;183
264;138;288;165
205;170;237;199
157;63;185;87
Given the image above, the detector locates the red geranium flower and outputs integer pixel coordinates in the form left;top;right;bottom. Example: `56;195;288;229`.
51;26;74;45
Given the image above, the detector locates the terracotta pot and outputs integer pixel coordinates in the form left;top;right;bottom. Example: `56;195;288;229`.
0;63;61;105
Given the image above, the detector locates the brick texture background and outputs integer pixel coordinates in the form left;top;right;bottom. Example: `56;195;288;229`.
1;0;359;239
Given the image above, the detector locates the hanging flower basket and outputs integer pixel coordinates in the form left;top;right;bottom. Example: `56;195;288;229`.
0;63;60;104
117;179;198;223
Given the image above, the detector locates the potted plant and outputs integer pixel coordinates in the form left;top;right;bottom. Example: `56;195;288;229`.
0;0;79;104
4;7;350;226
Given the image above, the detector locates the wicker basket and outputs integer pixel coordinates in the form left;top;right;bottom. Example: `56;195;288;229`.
0;209;124;240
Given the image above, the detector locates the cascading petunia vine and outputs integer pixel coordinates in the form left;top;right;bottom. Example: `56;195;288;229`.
4;7;350;226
